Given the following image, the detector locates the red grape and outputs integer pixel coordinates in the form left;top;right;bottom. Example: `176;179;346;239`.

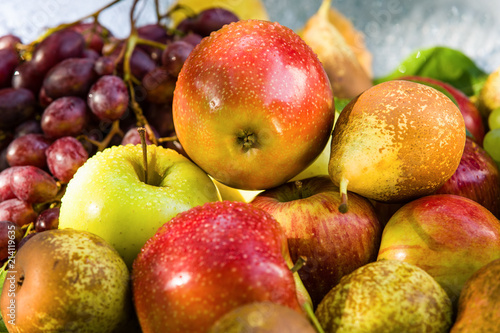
46;136;88;183
0;168;16;202
0;87;36;130
144;102;174;137
41;96;88;139
14;119;43;138
0;198;37;227
94;56;116;76
88;75;129;121
43;57;98;99
6;133;52;169
121;126;157;146
35;207;60;232
68;22;108;54
10;165;58;203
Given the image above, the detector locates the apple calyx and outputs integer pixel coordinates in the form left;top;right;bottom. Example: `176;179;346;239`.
237;129;260;152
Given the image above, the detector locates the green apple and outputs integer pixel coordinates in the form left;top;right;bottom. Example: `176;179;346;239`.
58;144;220;267
0;229;133;333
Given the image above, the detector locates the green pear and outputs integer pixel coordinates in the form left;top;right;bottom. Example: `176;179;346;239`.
0;229;132;333
315;260;453;333
450;258;500;332
208;301;317;333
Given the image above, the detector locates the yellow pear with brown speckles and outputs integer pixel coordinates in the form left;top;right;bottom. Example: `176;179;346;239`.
315;260;453;333
328;80;465;211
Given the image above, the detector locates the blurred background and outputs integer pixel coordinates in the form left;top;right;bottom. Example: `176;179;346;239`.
0;0;499;77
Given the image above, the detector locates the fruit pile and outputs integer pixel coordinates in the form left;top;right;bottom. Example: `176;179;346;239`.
1;0;500;332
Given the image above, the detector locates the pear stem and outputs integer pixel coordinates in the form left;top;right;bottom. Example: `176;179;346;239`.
290;256;307;274
304;302;326;333
338;177;349;213
138;127;148;184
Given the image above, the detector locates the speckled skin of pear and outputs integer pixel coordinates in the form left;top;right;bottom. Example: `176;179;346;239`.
377;194;500;305
208;301;316;333
329;80;465;202
173;19;335;190
451;258;500;333
0;229;132;333
58;144;220;268
315;260;453;333
132;201;302;333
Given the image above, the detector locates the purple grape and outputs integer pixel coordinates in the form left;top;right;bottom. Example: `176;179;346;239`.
0;87;36;130
0;48;19;88
0;198;37;227
144;102;174;137
0;168;16;202
11;61;45;95
10;165;58;204
94;56;116;76
180;32;203;47
137;23;171;62
46;136;88;183
88;75;129;121
31;29;85;75
68;22;108;54
35;207;60;232
142;67;176;104
121;126;157;146
0;34;22;51
17;232;36;250
177;7;239;37
14;119;43;138
41;96;87;139
82;48;100;61
161;40;194;77
0;220;23;261
43;57;98;99
6;134;52;169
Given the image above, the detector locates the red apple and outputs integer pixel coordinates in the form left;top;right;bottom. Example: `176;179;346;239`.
401;75;486;146
132;201;308;333
173;19;335;190
377;194;500;305
435;137;500;219
251;176;382;306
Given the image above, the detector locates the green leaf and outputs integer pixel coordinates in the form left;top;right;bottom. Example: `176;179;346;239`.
374;46;488;97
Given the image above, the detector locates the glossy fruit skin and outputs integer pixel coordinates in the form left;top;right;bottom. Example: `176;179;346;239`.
58;144;220;267
450;258;500;333
0;229;132;333
329;80;465;203
251;176;382;306
132;201;302;333
173;19;335;190
435;137;500;219
377;194;500;304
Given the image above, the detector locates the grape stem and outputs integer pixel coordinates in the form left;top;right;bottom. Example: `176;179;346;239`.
79;120;123;151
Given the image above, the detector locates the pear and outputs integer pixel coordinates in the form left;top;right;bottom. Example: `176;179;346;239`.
298;0;373;99
315;260;453;333
208;301;317;333
450;258;500;332
328;80;465;212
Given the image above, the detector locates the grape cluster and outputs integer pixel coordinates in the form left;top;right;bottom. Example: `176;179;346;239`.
0;5;240;264
484;108;500;166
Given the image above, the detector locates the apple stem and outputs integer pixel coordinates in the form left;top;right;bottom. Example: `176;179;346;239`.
295;180;303;199
138;127;148;184
290;256;307;273
304;301;326;333
338;176;349;213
